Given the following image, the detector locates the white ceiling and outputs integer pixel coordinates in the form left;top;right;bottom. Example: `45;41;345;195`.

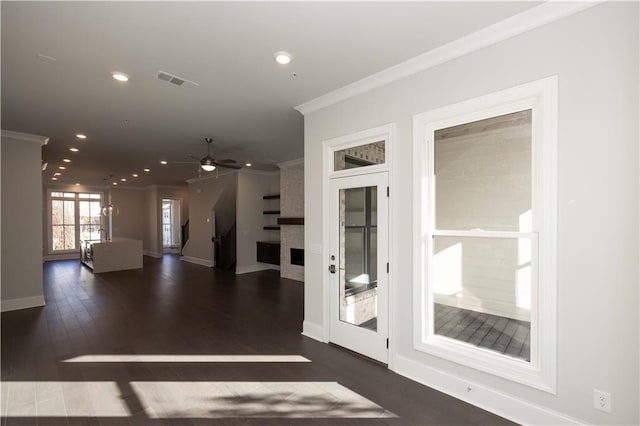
2;1;539;187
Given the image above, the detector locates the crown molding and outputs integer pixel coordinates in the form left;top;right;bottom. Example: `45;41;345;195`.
294;1;602;115
277;158;304;169
2;129;49;145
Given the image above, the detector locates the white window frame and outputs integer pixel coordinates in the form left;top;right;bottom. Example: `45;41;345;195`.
412;76;558;392
48;190;103;254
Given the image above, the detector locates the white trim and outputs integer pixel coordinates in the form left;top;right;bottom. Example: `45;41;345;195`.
179;255;213;267
1;129;49;145
322;123;396;365
412;76;558;392
44;253;79;262
302;320;326;343
1;295;46;312
144;251;164;259
394;355;588;426
235;264;273;274
276;158;304;169
294;2;600;115
325;123;393;180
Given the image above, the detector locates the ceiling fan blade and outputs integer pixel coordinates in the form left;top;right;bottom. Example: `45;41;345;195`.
187;154;200;161
214;162;242;169
218;158;237;164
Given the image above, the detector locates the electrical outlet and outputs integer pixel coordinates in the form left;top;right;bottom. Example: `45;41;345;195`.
593;389;612;413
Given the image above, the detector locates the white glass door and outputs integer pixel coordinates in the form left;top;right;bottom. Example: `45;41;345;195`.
329;172;388;363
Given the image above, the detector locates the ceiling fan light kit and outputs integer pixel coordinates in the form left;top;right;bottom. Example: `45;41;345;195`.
200;156;216;172
198;137;241;172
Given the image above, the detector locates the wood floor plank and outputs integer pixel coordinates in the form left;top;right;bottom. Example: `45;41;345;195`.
1;257;515;425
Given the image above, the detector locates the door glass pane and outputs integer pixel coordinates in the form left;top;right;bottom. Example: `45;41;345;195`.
339;186;378;331
334;141;385;171
64;225;76;250
63;200;75;225
51;200;64;225
434;110;532;232
432;235;532;362
52;225;64;250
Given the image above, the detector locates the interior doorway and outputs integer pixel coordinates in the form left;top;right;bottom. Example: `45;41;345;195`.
162;199;181;254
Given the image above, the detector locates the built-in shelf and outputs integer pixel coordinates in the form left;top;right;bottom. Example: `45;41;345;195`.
277;217;304;225
263;194;280;234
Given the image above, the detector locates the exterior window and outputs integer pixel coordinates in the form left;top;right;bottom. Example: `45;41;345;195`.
334;140;386;171
413;77;557;392
50;191;102;252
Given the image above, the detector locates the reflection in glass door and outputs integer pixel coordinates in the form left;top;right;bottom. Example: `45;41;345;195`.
329;172;388;363
339;186;378;331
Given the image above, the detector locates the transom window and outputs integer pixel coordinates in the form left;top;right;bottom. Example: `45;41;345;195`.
413;77;558;392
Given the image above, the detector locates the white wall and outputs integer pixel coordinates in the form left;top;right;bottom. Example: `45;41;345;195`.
1;130;48;312
182;172;237;265
111;187;146;241
236;170;278;274
303;3;638;425
144;185;159;256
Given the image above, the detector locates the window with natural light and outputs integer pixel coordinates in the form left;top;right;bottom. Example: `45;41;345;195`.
413;76;558;392
50;191;102;252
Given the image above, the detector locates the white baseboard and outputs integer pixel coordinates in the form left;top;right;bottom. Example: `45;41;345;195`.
180;256;214;267
301;320;326;342
143;251;164;259
1;295;46;312
44;253;79;261
393;354;585;426
235;264;275;274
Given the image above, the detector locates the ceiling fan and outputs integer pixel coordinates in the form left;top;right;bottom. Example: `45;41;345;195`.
189;138;242;172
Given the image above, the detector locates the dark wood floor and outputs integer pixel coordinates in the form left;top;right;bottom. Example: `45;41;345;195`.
1;256;515;425
434;304;531;362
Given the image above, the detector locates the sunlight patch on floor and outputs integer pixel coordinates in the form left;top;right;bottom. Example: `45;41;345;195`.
132;381;396;418
63;354;312;363
5;381;130;417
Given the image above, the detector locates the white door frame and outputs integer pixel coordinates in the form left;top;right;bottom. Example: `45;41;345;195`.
321;123;397;369
329;172;389;362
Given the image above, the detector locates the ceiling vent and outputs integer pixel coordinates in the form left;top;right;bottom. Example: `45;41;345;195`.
157;70;199;87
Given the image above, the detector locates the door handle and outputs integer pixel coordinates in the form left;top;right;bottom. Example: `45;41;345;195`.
328;264;336;274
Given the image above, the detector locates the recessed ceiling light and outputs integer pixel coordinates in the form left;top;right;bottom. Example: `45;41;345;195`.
76;134;87;140
75;183;80;186
245;163;252;167
54;172;61;176
51;177;58;181
143;168;150;172
132;173;139;177
274;51;292;65
111;71;130;82
58;166;66;170
160;160;167;165
112;182;118;186
63;158;71;163
69;147;79;152
121;178;127;182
